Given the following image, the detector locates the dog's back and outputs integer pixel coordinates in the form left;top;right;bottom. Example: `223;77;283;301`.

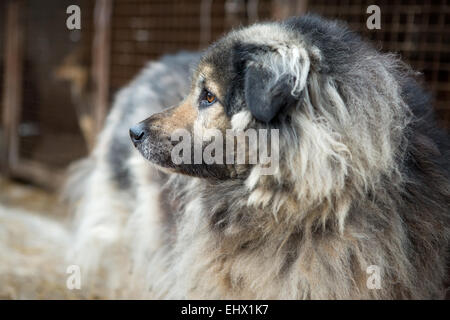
0;52;199;299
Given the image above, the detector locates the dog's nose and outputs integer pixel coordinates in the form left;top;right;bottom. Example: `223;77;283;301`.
129;123;147;144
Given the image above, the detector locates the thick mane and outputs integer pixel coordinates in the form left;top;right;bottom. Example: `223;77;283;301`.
165;16;449;299
239;15;414;224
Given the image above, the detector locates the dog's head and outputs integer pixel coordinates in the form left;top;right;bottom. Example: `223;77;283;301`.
130;22;316;180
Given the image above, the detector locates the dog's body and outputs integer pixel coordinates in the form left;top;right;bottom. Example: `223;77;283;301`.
67;15;449;299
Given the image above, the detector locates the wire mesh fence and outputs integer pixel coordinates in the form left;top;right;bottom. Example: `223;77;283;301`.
109;0;274;94
308;0;450;127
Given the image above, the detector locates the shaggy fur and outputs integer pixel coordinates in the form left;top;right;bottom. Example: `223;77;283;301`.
66;15;450;299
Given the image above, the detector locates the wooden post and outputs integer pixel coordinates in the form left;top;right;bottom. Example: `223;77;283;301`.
0;0;65;189
92;0;113;135
1;0;24;174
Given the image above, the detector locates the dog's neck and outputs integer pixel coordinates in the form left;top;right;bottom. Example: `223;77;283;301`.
165;172;346;241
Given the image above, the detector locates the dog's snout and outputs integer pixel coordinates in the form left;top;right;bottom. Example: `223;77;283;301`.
129;123;147;144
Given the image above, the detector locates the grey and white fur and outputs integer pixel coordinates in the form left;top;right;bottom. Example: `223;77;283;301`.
65;15;449;299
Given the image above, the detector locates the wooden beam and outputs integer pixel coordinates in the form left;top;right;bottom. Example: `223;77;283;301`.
92;0;113;134
1;0;24;174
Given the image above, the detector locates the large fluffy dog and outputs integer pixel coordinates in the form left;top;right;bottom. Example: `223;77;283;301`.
68;15;450;299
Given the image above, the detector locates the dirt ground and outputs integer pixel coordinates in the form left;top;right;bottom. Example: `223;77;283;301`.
0;177;67;221
0;177;87;299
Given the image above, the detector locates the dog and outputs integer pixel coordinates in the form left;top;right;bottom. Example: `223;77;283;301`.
67;14;449;299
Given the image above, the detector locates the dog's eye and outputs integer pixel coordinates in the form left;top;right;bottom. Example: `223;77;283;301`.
206;92;216;103
199;89;217;108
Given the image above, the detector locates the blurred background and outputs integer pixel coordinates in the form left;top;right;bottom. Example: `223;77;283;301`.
0;0;449;196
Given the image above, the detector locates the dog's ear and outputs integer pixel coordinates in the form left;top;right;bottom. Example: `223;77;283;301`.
244;64;299;123
236;43;311;123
